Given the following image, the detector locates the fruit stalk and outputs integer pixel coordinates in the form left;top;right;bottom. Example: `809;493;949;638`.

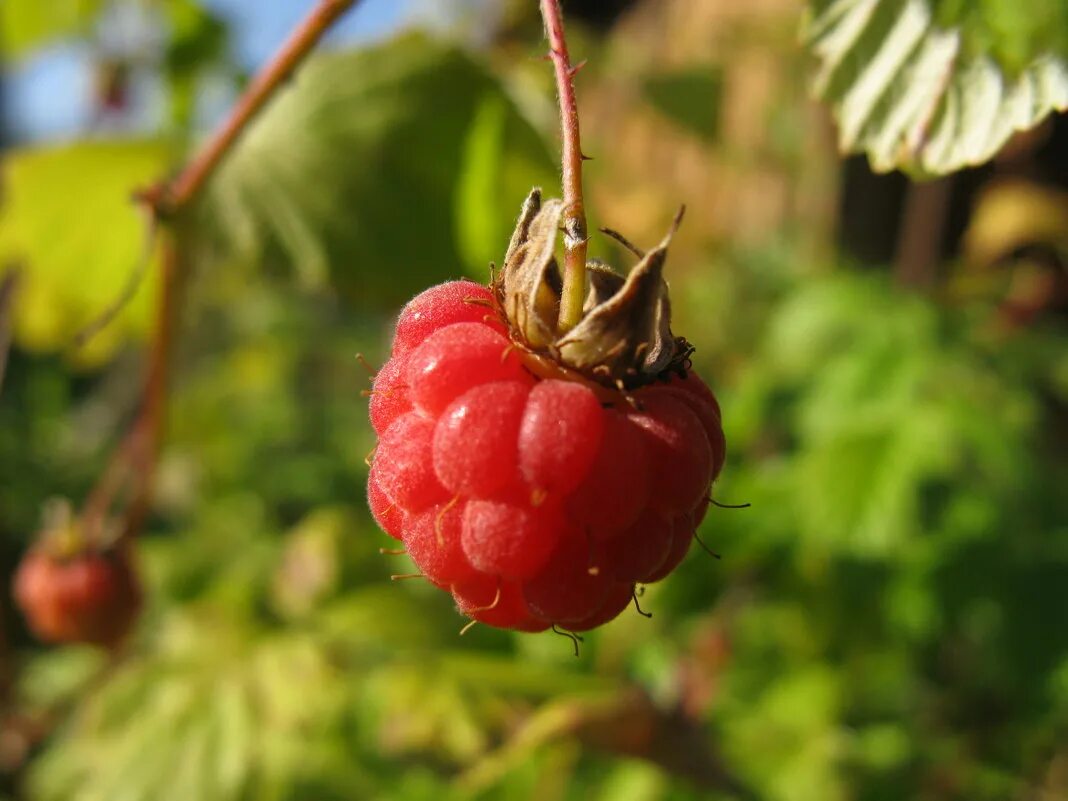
162;0;362;216
540;0;588;332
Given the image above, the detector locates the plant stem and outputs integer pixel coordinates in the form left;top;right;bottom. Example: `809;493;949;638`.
540;0;588;332
117;230;184;543
86;0;362;540
894;176;951;288
0;267;20;397
162;0;360;216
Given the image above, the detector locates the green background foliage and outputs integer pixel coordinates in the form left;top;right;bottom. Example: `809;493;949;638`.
1;1;1066;800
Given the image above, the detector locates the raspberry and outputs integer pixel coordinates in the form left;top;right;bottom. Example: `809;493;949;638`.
641;512;697;583
407;324;529;416
14;542;141;647
367;464;405;539
567;410;649;537
375;413;449;513
403;501;478;587
461;499;563;580
519;380;604;498
368;354;411;435
392;280;504;355
433;381;533;498
453;575;549;632
570;580;634;632
596;507;674;583
522;527;609;623
367;191;726;635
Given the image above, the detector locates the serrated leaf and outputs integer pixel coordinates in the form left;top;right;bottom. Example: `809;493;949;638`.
202;33;554;304
0;140;171;366
805;0;1068;175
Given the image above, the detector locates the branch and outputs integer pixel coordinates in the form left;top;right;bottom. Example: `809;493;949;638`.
894;176;952;288
159;0;360;217
83;0;363;542
456;688;754;799
115;232;184;544
0;267;20;397
540;0;589;332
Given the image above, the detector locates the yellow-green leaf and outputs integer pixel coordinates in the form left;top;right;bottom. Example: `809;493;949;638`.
0;140;171;367
1;0;102;57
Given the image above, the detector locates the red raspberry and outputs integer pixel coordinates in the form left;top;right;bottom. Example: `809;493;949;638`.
13;542;141;648
367;191;726;634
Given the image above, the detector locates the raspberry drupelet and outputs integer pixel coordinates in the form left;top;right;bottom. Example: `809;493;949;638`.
368;190;725;633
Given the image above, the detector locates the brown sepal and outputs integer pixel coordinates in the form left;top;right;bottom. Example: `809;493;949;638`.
495;189;688;389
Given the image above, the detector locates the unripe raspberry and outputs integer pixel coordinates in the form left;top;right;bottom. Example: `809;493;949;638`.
14;539;141;648
367;191;726;635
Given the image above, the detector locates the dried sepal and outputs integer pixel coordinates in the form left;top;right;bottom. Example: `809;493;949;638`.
556;232;675;378
497;191;564;349
496;189;688;389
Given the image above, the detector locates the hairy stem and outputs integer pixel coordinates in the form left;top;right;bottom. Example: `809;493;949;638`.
162;0;361;216
540;0;588;332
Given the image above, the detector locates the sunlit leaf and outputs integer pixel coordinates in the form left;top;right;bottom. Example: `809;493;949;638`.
0;0;102;57
805;0;1068;175
0;140;171;366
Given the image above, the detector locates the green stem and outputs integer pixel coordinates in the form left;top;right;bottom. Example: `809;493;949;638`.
540;0;588;332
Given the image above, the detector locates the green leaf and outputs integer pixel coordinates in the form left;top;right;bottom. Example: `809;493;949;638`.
0;0;101;57
0;140;172;366
805;0;1068;175
203;33;555;305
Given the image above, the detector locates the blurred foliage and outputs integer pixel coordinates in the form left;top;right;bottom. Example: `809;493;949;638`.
805;0;1068;175
2;2;1067;801
201;34;556;304
932;0;1068;71
641;68;723;143
0;0;103;57
162;0;231;131
10;256;1067;801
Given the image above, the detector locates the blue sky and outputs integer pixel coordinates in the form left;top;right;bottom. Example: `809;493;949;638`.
4;0;422;141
